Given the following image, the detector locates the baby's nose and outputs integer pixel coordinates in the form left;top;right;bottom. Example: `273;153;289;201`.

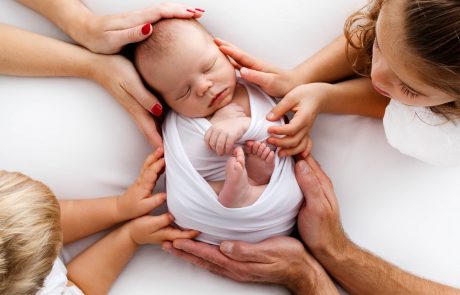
197;79;213;97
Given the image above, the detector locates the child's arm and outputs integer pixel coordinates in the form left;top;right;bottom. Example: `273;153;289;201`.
66;199;199;295
59;148;166;244
215;35;356;98
267;78;390;157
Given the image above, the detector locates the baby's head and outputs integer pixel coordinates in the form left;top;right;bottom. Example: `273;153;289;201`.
346;0;460;118
135;19;236;118
0;171;62;294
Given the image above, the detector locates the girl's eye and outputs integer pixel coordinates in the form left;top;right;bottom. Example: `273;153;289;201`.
400;84;418;99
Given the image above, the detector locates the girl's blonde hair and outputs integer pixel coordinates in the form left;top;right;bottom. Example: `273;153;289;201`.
0;171;62;295
344;0;460;119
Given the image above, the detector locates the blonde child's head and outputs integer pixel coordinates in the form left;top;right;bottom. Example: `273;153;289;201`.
0;171;62;295
345;0;459;118
134;18;237;118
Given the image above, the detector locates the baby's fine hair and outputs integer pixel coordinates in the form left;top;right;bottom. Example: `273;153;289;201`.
0;171;62;295
134;18;212;97
345;0;460;118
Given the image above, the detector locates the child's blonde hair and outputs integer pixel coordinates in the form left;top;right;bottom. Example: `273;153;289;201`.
345;0;460;119
0;171;62;295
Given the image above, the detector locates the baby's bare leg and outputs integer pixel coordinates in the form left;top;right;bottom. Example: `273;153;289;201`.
218;146;265;208
245;141;275;185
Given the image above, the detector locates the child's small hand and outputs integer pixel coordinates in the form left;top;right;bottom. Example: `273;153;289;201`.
205;117;251;156
128;196;200;245
266;83;328;157
116;147;166;221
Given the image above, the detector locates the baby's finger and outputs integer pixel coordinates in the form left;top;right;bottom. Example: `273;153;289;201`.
225;137;235;155
215;133;228;156
208;129;220;152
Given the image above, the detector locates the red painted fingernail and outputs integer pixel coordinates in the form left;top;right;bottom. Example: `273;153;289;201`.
195;8;205;12
141;23;151;35
186;9;196;13
150;104;163;117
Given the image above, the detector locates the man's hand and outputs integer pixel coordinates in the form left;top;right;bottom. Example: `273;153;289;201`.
295;156;348;257
162;236;339;294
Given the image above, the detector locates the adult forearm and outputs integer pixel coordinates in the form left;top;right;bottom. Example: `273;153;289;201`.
17;0;92;41
67;224;138;295
318;240;460;295
0;24;97;78
59;197;122;244
294;35;356;85
319;77;390;118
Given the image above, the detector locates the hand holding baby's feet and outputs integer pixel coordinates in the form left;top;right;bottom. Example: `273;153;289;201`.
204;117;251;156
116;147;165;221
127;194;200;245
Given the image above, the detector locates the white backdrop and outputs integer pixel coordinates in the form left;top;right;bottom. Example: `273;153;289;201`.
1;1;459;294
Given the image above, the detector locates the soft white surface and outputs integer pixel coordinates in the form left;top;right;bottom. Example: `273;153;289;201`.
1;1;459;294
38;258;84;295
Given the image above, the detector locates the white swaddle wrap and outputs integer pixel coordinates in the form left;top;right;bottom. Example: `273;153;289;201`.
163;80;303;244
383;99;460;166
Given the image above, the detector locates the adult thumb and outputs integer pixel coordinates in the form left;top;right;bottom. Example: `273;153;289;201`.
295;160;324;203
220;241;271;263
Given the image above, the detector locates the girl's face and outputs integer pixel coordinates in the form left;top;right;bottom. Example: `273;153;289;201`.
370;0;456;107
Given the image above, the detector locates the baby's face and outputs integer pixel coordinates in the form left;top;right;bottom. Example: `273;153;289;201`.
143;24;237;118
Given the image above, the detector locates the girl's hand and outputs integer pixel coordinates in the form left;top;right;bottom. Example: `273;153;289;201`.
93;54;163;147
128;207;200;245
266;83;329;157
116;147;165;221
74;3;205;54
215;38;301;98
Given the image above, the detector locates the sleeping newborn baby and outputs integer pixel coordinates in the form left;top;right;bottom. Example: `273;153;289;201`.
134;19;302;244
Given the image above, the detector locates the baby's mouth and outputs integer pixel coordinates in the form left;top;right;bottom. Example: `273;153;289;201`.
209;88;228;107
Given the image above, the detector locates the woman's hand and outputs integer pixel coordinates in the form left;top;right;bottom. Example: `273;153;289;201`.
116;147;165;221
163;236;339;294
266;83;331;157
92;54;164;147
72;2;204;54
215;38;301;98
294;156;348;257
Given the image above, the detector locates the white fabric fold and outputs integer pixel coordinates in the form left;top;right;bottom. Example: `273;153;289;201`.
163;80;303;244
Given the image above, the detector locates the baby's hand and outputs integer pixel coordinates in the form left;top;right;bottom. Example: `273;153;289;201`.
205;117;251;155
267;83;326;157
127;195;200;245
116;147;165;221
210;103;246;124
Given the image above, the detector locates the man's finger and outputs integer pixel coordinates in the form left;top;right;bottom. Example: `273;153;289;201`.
220;241;273;263
295;160;325;205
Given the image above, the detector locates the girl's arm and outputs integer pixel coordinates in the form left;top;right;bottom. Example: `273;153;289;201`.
59;148;166;244
215;35;357;98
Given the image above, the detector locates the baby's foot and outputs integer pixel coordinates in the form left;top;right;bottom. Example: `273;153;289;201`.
245;141;275;185
218;146;261;208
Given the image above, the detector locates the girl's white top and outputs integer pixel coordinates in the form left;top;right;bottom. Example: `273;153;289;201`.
383;99;460;166
37;257;84;295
